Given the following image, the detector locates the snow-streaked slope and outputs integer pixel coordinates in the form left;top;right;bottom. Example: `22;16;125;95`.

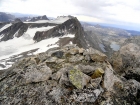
0;23;12;32
0;26;55;59
24;17;70;24
0;34;4;40
25;26;55;38
0;33;75;70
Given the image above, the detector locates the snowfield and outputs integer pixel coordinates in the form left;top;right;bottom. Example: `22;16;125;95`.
0;27;75;70
0;16;75;70
24;26;55;37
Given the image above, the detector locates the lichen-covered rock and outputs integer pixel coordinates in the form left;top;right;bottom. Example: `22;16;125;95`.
68;69;91;89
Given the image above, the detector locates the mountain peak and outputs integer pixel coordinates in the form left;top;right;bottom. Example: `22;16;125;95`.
94;24;102;28
29;15;49;22
13;18;22;23
0;12;15;22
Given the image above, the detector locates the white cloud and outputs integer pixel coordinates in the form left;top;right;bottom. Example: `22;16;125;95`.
0;0;140;30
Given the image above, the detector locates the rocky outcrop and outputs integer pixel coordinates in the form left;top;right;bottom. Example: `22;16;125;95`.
124;36;140;46
12;18;22;23
27;22;57;28
0;44;139;105
110;43;140;72
110;38;140;91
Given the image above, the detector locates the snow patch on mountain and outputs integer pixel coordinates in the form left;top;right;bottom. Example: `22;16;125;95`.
13;29;20;38
0;34;4;40
25;26;55;38
0;33;75;70
0;23;12;32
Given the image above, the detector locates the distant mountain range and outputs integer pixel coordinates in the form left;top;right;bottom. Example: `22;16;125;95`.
0;12;140;36
0;12;15;22
81;22;140;36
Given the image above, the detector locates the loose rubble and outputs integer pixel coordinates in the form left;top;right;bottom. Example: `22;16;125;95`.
0;44;140;105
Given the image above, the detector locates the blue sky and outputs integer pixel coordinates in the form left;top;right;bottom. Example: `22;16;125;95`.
0;0;140;31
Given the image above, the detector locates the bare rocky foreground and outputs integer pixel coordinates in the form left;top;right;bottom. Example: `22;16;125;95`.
0;44;140;105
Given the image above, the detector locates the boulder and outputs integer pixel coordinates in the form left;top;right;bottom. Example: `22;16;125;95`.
51;51;64;58
91;68;104;79
78;48;84;54
69;55;84;63
84;54;91;61
68;68;91;89
69;48;79;55
90;77;102;89
110;52;123;73
99;64;140;105
70;88;102;103
103;66;119;91
85;47;107;62
77;64;96;75
123;68;140;82
21;63;52;84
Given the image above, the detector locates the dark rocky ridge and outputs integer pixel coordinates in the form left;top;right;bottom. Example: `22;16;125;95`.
0;44;139;105
0;16;103;53
27;22;58;28
0;22;28;41
0;21;57;42
12;18;22;23
33;18;88;48
29;15;49;22
0;22;7;29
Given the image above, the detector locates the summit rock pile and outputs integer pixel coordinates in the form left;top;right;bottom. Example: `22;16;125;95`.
0;44;140;105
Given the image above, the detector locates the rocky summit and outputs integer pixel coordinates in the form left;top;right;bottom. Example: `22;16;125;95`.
0;44;140;105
